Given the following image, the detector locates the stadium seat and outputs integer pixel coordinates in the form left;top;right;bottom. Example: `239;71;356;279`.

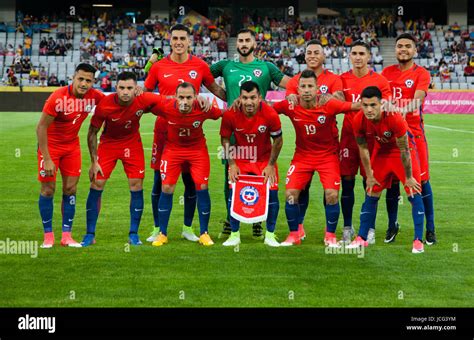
450;83;460;89
441;83;451;89
467;77;474;84
459;83;468;90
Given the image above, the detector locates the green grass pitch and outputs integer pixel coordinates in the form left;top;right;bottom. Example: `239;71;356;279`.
0;111;473;307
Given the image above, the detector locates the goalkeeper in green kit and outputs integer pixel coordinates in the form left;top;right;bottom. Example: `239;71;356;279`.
211;28;290;239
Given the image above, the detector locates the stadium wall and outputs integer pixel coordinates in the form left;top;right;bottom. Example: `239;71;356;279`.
0;0;15;23
447;0;468;25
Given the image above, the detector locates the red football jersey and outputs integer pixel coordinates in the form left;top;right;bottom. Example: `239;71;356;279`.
42;86;105;144
285;69;343;96
220;102;282;163
145;54;215;146
341;70;392;106
273;99;352;157
353;111;412;156
91;92;160;143
382;64;431;135
151;100;222;148
144;55;215;95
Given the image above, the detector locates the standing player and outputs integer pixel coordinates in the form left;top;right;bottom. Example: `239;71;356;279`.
273;70;360;246
285;39;345;240
144;24;226;243
211;28;290;239
36;63;104;248
220;81;282;247
82;72;159;246
339;41;393;243
150;82;222;247
346;86;426;254
382;33;436;244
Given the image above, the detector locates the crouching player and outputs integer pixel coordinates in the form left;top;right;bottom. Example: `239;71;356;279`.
150;82;222;247
220;81;283;247
273;70;360;246
82;72;159;246
346;87;425;253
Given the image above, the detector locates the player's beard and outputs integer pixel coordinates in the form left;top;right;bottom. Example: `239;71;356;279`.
397;56;413;65
238;46;254;57
179;103;191;113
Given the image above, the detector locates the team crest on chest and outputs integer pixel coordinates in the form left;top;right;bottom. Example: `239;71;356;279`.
317;115;326;124
319;85;328;94
189;70;198;79
258;125;267;133
383;131;392;138
135;110;144;117
193;120;201;128
253;69;262;77
405;79;414;88
84;104;93;112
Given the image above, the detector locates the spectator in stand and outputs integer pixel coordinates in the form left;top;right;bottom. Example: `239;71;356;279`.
145;32;155;46
445;29;455;42
39;67;48;87
29;67;39;84
21;57;32;73
7;68;19;86
109;68;118;81
24;34;32;56
47;73;60;86
94;49;105;64
6;44;15;56
451;22;461;35
137;43;147;57
129;43;138;57
372;51;384;66
464;63;474;77
128;27;137;40
427;18;435;30
101;75;112;91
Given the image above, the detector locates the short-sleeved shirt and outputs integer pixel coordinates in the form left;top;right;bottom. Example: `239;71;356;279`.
285;69;343;96
91;92;160;144
151;100;222;149
353;110;409;157
211;59;284;105
42;85;105;144
382;64;431;135
144;54;214;94
144;54;215;141
273;99;353;157
220;102;282;163
341;69;392;105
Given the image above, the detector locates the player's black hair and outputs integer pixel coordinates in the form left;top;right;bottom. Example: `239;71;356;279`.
240;80;260;94
237;28;256;38
170;23;190;36
396;33;417;44
299;69;317;81
117;71;137;83
306;40;323;49
74;63;96;75
350;40;371;53
176;81;196;94
361;86;382;100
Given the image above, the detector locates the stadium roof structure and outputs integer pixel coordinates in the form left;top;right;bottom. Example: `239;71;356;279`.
317;8;340;16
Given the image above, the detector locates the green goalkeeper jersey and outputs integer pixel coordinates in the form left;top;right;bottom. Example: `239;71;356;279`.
210;58;284;106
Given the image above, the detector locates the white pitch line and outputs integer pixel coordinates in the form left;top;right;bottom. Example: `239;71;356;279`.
425;124;474;134
430;161;474;165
